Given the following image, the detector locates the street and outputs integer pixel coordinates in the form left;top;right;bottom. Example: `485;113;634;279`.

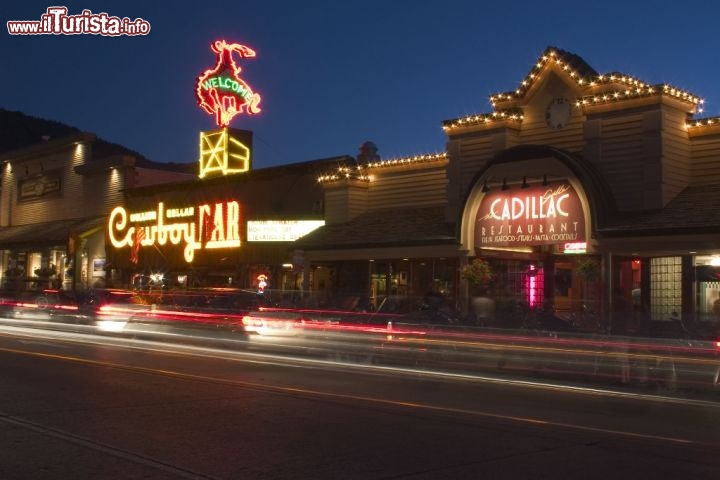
0;324;718;479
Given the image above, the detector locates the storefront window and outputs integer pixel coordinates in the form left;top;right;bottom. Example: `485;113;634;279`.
487;260;544;321
650;257;682;321
28;252;42;281
526;264;544;309
694;256;720;322
369;258;457;313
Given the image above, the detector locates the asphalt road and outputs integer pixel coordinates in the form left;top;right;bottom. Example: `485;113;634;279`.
0;325;718;479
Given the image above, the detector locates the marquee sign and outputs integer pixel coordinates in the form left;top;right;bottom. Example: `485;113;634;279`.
475;183;585;248
195;40;262;128
108;200;242;263
247;220;325;242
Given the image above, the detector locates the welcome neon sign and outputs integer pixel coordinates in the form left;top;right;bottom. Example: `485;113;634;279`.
195;40;262;127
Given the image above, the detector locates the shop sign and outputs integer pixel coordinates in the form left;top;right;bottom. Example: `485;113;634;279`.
475;183;585;248
562;242;587;254
108;200;242;263
195;40;262;128
18;173;61;200
246;220;325;242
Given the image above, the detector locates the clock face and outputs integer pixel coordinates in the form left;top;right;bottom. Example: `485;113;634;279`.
545;97;572;130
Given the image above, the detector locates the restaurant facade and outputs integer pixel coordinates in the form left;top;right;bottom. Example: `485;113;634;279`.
294;47;720;330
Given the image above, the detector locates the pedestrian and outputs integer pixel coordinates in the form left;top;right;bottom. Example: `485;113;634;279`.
471;289;495;326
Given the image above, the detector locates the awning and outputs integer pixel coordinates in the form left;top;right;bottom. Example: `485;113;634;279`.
294;206;458;251
0;215;106;249
598;184;720;236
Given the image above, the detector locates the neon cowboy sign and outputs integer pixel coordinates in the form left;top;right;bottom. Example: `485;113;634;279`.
195;40;262;127
108;200;241;263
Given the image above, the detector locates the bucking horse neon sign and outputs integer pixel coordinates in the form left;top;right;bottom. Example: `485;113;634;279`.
195;40;262;127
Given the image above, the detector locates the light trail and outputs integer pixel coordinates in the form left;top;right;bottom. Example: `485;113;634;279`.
0;324;719;450
0;323;719;406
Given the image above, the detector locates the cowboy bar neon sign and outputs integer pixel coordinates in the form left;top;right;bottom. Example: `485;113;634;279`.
195;40;262;127
108;200;241;263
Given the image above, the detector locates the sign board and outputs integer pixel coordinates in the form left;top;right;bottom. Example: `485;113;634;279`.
247;220;325;242
108;200;242;263
475;183;585;249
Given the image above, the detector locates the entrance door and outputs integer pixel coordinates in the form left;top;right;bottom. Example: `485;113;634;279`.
553;262;574;317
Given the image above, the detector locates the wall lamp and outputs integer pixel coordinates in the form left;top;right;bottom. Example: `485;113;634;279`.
483;174;556;192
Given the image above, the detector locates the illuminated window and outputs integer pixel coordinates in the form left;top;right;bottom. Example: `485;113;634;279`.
650;257;682;321
525;264;544;309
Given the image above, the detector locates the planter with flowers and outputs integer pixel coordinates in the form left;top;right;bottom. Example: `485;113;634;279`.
3;266;25;290
460;258;494;288
34;264;58;289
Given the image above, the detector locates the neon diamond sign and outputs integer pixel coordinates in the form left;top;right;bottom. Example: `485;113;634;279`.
198;129;250;178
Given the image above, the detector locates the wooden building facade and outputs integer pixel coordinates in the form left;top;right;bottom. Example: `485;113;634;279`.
0;132;195;293
298;47;720;330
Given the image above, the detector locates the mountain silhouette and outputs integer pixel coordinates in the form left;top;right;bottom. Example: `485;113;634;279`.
0;108;194;173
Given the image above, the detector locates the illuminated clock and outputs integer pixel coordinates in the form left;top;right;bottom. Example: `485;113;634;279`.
545;97;572;130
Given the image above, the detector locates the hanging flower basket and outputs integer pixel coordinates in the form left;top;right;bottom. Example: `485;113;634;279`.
460;258;494;286
577;258;599;281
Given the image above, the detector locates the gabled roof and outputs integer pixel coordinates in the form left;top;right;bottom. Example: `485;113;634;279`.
443;46;704;131
316;152;447;184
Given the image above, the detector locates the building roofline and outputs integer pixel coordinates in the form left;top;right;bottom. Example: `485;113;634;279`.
0;132;96;162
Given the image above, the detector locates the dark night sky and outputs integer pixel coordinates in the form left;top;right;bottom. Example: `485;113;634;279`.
3;1;720;167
